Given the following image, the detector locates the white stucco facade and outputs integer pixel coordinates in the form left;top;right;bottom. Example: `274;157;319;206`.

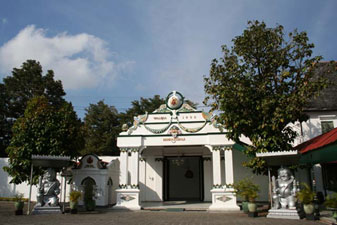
72;155;120;206
292;111;337;195
292;111;337;146
114;91;268;211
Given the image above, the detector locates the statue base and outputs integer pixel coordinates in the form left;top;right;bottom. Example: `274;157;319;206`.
32;206;62;215
267;209;300;220
114;189;141;210
208;189;240;211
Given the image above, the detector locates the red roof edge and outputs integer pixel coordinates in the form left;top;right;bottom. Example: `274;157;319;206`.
295;127;337;154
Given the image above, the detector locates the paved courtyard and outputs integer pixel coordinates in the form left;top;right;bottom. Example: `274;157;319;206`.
0;201;327;225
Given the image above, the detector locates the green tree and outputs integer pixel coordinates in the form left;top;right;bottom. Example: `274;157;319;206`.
119;95;166;126
204;21;333;174
82;100;120;156
0;84;10;157
0;60;66;156
3;96;84;184
119;95;198;127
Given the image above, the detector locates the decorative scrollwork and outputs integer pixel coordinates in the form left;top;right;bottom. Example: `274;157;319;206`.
143;117;173;134
177;119;207;133
213;146;232;151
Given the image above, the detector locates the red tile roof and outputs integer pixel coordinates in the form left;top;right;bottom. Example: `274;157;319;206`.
295;127;337;154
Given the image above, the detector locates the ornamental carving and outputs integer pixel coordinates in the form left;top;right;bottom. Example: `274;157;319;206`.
166;91;184;110
168;125;181;138
213;146;232;151
120;195;135;201
216;195;232;202
125;91;226;135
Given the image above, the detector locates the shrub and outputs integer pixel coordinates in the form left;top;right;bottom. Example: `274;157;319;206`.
324;193;337;209
297;183;315;204
232;178;260;202
69;190;82;203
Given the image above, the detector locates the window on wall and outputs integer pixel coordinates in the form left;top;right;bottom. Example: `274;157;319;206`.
321;121;334;134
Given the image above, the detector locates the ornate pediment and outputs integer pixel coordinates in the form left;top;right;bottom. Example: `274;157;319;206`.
123;91;225;135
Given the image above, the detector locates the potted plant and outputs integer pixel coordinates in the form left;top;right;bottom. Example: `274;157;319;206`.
69;190;82;214
14;193;24;215
297;183;315;215
324;193;337;222
232;178;260;213
84;184;96;211
247;187;259;213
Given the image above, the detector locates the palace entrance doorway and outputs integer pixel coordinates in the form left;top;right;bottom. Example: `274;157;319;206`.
163;156;204;201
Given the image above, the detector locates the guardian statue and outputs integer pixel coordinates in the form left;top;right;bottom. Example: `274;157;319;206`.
272;167;298;209
36;168;60;207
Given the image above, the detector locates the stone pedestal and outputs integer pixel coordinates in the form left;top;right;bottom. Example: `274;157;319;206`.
267;209;300;219
208;189;240;211
31;206;62;215
114;189;141;210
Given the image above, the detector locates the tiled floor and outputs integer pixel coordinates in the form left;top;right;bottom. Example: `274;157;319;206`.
0;201;326;225
141;201;211;210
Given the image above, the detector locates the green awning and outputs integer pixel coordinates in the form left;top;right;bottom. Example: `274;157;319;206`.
299;142;337;164
233;142;248;152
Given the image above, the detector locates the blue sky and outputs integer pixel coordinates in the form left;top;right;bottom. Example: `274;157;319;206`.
0;0;336;118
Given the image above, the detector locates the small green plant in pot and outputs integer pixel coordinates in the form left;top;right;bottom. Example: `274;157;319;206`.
297;183;315;215
233;178;260;213
14;193;24;215
247;187;259;213
324;193;337;221
69;190;82;214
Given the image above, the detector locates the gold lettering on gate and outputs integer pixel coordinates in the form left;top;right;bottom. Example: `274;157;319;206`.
153;116;167;120
163;137;186;143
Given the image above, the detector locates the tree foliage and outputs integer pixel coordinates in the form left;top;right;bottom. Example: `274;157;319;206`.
204;21;332;174
0;60;66;156
119;95;166;127
3;96;84;184
119;95;198;127
0;84;11;156
82;100;120;156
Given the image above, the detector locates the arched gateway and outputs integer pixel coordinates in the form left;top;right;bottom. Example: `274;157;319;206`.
115;91;247;211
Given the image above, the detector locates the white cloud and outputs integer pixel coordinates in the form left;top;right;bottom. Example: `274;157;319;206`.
0;25;133;89
1;18;7;24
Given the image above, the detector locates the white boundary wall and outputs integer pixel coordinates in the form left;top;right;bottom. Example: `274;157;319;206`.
1;157;120;205
0;158;71;202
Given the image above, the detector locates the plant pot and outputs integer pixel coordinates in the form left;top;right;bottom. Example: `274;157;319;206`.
69;201;78;209
15;209;23;215
303;203;314;215
69;201;78;214
242;201;249;213
85;199;96;211
248;202;257;212
14;201;24;215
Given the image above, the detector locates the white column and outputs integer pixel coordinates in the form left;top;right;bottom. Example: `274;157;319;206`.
203;157;212;201
207;145;240;211
130;149;139;188
120;149;129;186
115;147;141;210
225;149;234;185
212;148;222;186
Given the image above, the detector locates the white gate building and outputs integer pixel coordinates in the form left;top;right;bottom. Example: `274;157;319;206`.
114;91;268;211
